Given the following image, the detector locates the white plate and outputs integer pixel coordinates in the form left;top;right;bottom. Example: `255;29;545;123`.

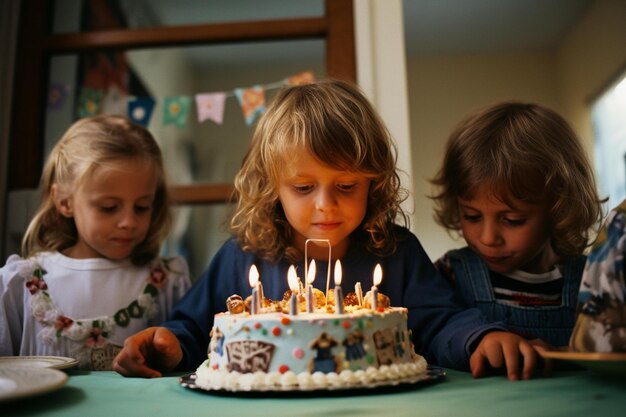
0;356;78;370
539;350;626;376
0;366;68;402
180;365;445;396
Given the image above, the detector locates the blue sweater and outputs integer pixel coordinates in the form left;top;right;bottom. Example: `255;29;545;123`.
165;227;505;371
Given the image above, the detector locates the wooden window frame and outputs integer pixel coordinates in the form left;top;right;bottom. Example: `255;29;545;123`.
8;0;355;205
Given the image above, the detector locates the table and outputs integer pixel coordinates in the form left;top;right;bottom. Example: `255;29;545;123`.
4;368;625;417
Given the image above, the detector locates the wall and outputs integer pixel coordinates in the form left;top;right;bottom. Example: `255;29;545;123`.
407;52;560;260
406;0;626;262
556;0;626;208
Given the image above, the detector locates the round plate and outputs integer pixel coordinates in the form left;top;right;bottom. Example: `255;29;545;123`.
539;350;626;376
0;356;78;370
0;366;68;402
180;365;445;397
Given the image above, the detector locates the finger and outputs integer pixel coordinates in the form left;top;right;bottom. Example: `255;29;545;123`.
114;358;162;378
152;328;183;371
122;342;146;366
500;340;520;381
470;350;486;378
518;342;537;380
530;343;552;377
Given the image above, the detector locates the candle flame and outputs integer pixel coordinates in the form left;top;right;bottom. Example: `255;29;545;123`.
287;265;299;292
334;260;342;286
306;260;316;285
248;264;259;287
373;264;383;286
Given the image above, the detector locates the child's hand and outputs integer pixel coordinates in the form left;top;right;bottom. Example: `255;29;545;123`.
469;331;540;381
113;326;183;378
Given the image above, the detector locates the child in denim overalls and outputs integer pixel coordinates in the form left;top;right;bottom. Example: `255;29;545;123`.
430;102;605;356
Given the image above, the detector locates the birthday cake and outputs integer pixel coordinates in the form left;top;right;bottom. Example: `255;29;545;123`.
193;287;428;391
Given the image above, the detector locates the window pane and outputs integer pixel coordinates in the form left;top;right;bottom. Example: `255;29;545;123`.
591;72;626;208
45;41;324;278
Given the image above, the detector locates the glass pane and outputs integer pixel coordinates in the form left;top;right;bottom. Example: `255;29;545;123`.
591;72;626;209
45;41;324;278
53;0;324;34
45;42;324;182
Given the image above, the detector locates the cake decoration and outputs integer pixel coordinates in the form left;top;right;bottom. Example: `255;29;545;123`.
193;239;428;391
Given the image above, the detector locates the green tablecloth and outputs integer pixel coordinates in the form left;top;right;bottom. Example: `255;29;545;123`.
4;369;625;417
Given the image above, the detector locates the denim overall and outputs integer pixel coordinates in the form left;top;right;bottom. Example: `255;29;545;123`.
447;248;584;346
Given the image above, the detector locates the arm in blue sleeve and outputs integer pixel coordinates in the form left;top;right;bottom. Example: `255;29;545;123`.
164;239;248;371
401;234;507;371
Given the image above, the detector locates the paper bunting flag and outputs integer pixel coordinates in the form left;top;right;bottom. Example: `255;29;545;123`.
287;71;315;86
163;96;191;127
195;92;226;125
77;87;103;117
234;85;266;126
100;85;128;116
128;97;156;127
47;83;68;110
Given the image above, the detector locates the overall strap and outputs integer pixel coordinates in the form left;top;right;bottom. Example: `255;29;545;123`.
448;248;494;306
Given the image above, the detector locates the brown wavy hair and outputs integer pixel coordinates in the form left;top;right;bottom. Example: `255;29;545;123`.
22;115;171;265
430;101;605;258
230;79;409;262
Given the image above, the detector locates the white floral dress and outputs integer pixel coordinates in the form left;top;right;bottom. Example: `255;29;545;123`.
0;252;191;370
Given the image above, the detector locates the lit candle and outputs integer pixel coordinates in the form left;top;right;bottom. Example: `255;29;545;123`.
355;282;364;307
371;264;383;311
334;260;344;314
288;265;299;316
306;260;316;313
249;265;261;312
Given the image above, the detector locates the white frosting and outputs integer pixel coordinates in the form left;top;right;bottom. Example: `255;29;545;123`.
195;357;428;391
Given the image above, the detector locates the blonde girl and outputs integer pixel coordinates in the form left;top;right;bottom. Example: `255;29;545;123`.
0;115;191;370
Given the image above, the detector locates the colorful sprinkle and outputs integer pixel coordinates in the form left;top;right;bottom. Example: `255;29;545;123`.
293;347;304;359
279;364;289;374
261;328;268;336
281;317;291;325
254;322;262;329
342;321;351;329
272;326;282;336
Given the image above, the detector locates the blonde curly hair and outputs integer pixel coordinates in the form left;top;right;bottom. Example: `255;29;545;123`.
230;79;409;262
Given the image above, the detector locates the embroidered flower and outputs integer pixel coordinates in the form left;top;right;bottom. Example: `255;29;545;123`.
31;295;56;321
148;265;168;288
26;276;47;295
85;326;107;348
137;293;158;318
127;300;144;318
54;315;74;332
114;308;131;327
